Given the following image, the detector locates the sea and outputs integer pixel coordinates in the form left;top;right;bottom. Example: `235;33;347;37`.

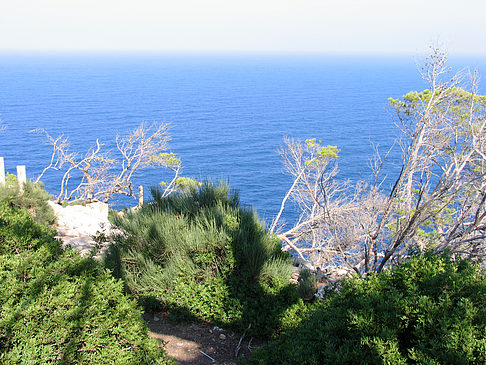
1;53;485;226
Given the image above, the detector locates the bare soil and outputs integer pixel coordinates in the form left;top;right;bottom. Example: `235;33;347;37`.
144;312;265;365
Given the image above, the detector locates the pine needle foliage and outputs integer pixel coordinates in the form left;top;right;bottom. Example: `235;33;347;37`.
0;201;172;364
107;182;301;337
246;252;486;364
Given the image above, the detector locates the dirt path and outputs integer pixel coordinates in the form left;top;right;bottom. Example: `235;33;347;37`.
144;312;264;365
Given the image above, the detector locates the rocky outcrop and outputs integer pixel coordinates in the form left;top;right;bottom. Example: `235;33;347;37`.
48;201;111;257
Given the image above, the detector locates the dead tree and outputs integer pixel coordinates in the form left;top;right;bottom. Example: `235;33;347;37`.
273;47;486;275
34;122;181;204
100;122;181;202
271;137;386;273
379;49;486;271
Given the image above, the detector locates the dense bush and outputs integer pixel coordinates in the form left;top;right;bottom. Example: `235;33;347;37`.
0;176;56;226
106;182;303;337
0;202;172;364
0;202;60;255
247;253;486;364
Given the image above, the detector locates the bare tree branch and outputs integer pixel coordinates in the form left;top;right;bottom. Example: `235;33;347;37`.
275;47;486;276
34;121;182;204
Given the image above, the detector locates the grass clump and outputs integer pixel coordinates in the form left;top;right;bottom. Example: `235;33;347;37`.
246;252;486;364
0;200;172;363
106;182;302;337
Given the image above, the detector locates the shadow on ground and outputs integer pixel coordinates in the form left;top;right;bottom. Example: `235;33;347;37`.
143;311;264;365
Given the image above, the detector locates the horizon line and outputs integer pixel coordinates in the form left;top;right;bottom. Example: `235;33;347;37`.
1;48;486;58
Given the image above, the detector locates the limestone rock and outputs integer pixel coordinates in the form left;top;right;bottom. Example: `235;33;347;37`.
48;200;112;257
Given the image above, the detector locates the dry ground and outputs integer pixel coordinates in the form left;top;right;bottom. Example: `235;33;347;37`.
144;312;265;365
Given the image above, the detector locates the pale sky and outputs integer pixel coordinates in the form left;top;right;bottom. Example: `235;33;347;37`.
0;0;485;54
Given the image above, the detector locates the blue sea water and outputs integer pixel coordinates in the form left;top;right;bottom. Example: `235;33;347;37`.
0;53;485;225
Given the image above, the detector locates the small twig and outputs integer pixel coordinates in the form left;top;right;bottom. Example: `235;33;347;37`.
234;323;251;357
247;337;253;350
199;350;216;362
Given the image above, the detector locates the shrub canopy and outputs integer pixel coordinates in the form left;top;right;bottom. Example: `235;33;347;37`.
0;199;172;364
107;182;302;337
0;178;56;226
247;253;486;364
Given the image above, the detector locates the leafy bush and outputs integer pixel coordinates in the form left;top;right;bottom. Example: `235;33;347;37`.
0;203;172;364
0;202;59;255
106;182;302;337
246;253;486;364
0;176;56;226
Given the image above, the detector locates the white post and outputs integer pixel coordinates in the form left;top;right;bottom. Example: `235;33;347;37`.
138;185;143;207
16;165;26;194
0;157;4;186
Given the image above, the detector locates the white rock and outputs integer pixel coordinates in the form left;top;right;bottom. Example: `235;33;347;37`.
48;200;112;257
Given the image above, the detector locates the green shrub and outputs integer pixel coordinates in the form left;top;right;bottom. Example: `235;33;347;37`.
0;203;172;364
246;253;486;364
106;182;302;337
0;201;59;255
297;268;317;300
0;177;56;226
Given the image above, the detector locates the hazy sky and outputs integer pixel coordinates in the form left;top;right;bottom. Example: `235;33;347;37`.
1;0;485;54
